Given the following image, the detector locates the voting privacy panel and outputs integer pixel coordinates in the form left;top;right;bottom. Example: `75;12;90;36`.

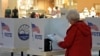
0;17;100;55
0;19;30;52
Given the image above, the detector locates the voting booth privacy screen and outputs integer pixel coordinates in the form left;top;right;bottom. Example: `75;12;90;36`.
85;17;100;49
0;18;30;52
49;18;69;49
29;19;50;55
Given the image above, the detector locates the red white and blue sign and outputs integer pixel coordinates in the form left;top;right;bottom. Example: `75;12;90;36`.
1;22;10;31
1;22;12;37
32;24;40;33
87;21;99;31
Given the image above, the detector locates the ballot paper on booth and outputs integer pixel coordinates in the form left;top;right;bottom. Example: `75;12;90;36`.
47;34;64;42
85;17;100;50
0;18;29;52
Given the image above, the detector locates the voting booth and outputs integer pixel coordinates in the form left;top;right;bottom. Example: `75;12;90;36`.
0;18;30;52
27;19;50;55
85;17;100;50
27;18;69;56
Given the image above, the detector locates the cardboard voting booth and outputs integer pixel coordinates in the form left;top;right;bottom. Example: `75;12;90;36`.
0;18;29;52
27;19;51;55
27;18;69;55
85;17;100;50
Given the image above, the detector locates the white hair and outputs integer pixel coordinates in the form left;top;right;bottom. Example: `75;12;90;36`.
67;9;80;21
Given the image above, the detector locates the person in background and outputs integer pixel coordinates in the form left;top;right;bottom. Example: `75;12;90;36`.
39;13;45;18
39;13;47;18
12;7;19;18
58;9;92;56
5;7;11;18
30;12;36;18
35;12;40;18
51;6;61;18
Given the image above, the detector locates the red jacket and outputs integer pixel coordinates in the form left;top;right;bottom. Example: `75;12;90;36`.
58;21;92;56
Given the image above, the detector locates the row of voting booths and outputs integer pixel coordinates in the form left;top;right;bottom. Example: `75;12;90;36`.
0;17;100;56
0;18;68;56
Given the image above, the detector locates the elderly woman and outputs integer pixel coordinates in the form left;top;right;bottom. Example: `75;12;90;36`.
58;9;92;56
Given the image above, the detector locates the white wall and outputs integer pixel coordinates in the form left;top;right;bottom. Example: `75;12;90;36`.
8;0;17;9
0;0;8;17
0;0;3;17
0;0;17;17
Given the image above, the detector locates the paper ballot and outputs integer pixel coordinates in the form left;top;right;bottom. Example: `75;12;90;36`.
47;34;64;42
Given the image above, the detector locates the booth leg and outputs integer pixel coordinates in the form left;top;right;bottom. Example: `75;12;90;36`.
32;55;38;56
99;50;100;56
21;51;24;56
27;54;30;56
11;52;14;56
